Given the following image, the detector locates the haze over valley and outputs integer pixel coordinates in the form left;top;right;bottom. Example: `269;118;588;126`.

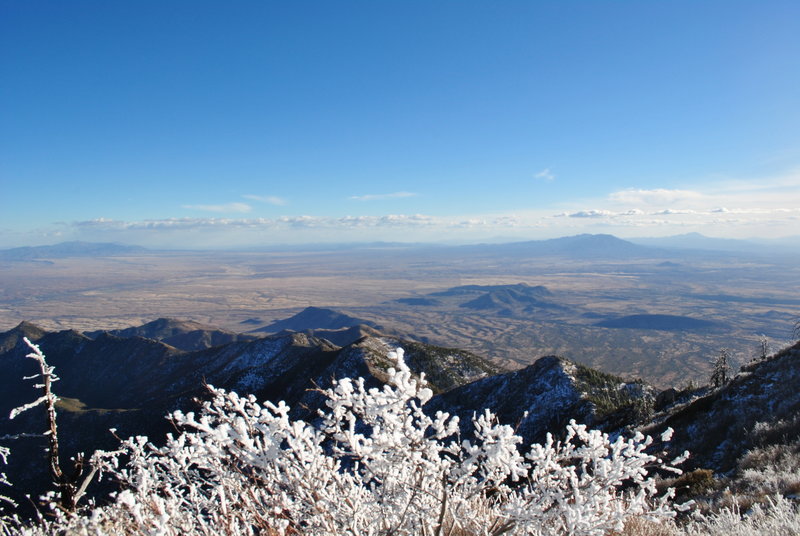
2;234;797;388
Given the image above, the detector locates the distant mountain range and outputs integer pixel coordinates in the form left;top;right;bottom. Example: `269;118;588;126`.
629;232;800;255
0;241;148;261
3;232;799;260
457;233;658;259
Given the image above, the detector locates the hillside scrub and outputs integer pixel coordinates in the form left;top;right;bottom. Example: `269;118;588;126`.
0;341;694;535
2;340;798;535
0;445;18;536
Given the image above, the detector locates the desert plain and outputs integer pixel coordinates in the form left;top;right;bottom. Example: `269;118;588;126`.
1;242;798;388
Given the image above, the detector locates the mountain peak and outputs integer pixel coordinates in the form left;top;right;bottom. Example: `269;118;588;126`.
0;321;48;353
13;320;46;335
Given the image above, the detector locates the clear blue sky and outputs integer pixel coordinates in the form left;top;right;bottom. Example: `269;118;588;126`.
2;1;799;248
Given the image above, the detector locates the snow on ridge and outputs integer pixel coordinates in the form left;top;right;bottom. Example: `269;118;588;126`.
221;336;292;377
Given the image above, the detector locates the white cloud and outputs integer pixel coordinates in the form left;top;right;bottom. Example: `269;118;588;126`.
349;192;418;201
243;194;288;206
534;168;555;181
46;168;800;249
182;202;252;213
566;210;614;218
607;171;800;214
653;209;697;215
60;211;547;249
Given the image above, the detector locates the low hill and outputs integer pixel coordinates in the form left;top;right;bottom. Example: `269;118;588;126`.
459;287;564;313
411;283;563;317
431;283;552;298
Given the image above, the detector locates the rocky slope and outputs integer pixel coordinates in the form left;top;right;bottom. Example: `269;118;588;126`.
1;319;798;515
0;321;499;505
646;340;800;473
429;355;653;445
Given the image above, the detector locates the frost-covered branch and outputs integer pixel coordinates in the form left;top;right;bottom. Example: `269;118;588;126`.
11;338;64;497
0;445;20;536
7;347;690;535
9;338;109;512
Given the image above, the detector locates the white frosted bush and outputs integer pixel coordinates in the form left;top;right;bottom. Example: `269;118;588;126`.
6;348;690;535
0;445;20;536
679;495;800;536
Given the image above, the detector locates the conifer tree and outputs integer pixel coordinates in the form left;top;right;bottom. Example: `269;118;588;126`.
710;348;731;389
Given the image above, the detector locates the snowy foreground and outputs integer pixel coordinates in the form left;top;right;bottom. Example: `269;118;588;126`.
1;343;799;535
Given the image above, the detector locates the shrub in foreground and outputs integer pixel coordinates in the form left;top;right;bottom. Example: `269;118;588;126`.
3;344;691;535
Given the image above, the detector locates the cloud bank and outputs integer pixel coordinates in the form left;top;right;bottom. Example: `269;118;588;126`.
7;171;799;249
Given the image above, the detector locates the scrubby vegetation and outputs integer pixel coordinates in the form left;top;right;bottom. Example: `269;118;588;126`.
573;363;653;424
1;338;799;535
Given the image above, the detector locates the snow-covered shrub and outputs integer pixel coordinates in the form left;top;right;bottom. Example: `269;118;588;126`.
0;444;19;536
736;443;800;497
4;346;785;534
679;494;800;536
7;348;690;536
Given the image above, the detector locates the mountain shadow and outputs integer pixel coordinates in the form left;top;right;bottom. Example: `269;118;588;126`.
251;306;379;333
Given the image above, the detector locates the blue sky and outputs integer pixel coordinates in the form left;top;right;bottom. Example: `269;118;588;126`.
2;1;799;248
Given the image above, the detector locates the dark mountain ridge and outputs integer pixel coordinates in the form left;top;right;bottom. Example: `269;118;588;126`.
0;321;499;506
85;317;258;351
1;319;798;517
